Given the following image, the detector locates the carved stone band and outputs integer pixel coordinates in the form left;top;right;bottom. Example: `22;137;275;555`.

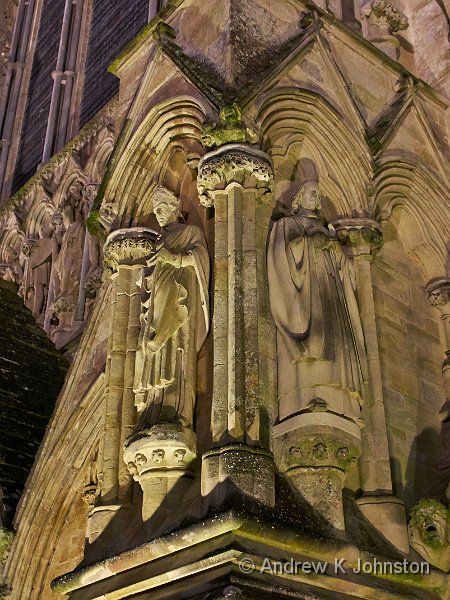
197;143;273;207
425;278;450;310
123;423;197;481
333;218;383;259
103;227;159;275
273;411;362;475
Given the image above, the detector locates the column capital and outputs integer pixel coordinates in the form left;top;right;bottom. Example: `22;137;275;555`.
197;143;273;207
362;0;409;33
425;278;450;312
333;218;383;260
103;227;158;276
124;424;197;481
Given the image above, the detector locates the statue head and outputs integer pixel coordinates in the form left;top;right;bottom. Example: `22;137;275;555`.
409;499;448;550
292;181;321;213
152;186;181;227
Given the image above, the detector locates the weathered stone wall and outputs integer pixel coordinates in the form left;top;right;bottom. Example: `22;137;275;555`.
372;230;447;509
355;0;450;96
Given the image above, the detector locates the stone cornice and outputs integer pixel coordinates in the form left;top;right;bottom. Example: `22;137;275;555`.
51;508;447;597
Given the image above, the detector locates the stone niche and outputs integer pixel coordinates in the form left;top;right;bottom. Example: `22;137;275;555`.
372;232;447;507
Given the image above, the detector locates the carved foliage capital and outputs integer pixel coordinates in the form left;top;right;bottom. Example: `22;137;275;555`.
362;0;409;32
334;218;383;260
197;144;273;207
426;278;450;311
103;228;158;276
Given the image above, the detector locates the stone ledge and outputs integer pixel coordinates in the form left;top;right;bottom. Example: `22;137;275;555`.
52;510;446;599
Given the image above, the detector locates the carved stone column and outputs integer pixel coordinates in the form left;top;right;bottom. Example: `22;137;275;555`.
198;143;276;510
88;228;158;543
361;0;408;60
335;218;408;551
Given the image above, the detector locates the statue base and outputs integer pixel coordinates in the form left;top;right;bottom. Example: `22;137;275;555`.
357;494;409;553
201;444;275;511
273;412;362;534
124;424;197;522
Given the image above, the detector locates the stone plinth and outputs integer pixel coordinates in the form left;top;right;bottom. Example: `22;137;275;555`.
274;412;362;534
202;445;275;510
124;424;197;522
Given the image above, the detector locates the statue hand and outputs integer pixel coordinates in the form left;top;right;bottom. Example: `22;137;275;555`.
158;247;181;267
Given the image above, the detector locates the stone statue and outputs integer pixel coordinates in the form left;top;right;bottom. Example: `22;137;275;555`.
0;247;23;284
408;499;450;572
267;181;368;423
134;186;210;430
22;222;59;319
50;187;86;317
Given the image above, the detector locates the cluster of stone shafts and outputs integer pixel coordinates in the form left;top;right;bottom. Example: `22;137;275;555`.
88;228;158;543
89;141;406;550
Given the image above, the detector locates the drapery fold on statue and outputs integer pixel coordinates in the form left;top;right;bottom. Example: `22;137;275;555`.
134;222;210;429
267;212;368;423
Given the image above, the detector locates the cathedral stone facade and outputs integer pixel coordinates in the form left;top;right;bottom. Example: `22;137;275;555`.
0;1;449;598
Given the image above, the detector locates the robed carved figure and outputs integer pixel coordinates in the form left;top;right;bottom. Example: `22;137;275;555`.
267;181;368;423
134;186;210;430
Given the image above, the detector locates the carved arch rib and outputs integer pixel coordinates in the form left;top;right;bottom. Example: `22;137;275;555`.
254;88;373;214
373;160;450;281
100;97;208;229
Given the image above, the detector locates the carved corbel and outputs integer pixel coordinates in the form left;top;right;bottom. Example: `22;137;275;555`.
201;103;258;150
123;424;197;523
334;218;383;261
362;0;409;59
408;499;450;572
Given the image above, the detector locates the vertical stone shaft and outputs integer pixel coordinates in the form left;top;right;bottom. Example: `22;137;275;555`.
99;228;157;506
102;266;135;502
226;186;245;441
355;254;394;482
198;143;276;508
335;219;408;552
